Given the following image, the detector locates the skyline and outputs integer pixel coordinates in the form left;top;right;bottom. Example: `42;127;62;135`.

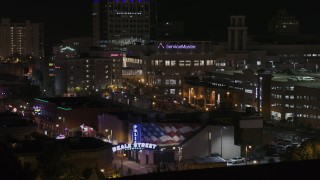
1;0;320;50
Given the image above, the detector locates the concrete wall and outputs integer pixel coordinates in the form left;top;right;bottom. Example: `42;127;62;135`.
181;125;240;160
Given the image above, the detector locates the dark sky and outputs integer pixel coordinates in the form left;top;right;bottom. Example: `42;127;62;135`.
1;0;320;51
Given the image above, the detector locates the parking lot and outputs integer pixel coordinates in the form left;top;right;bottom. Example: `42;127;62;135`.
227;156;280;166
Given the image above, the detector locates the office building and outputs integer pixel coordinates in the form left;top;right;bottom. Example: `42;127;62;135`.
268;9;300;36
92;0;157;48
54;37;93;56
157;21;185;40
54;50;122;96
145;41;215;96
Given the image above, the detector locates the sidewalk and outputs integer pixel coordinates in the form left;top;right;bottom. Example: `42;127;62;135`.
113;159;154;176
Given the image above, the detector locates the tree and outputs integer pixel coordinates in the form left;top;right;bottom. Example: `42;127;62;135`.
281;137;320;161
36;142;80;180
81;167;93;180
126;168;133;176
1;141;37;180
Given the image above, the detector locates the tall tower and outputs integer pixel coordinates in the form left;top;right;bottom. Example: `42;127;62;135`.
227;16;247;51
92;0;156;48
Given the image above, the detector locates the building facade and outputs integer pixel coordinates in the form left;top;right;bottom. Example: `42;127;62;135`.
108;121;240;166
54;50;122;96
268;9;300;36
0;18;44;59
33;97;123;137
144;41;217;96
182;70;272;120
92;0;156;48
271;78;320;128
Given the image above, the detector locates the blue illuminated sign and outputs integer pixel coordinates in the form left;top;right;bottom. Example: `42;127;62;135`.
133;124;141;143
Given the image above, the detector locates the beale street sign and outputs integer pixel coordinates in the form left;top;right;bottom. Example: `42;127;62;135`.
112;143;157;152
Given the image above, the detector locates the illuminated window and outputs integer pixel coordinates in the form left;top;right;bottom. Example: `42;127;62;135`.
171;60;176;66
207;60;214;66
194;60;199;66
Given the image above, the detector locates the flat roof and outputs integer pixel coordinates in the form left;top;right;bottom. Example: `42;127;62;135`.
34;97;122;109
208;70;320;89
13;137;112;155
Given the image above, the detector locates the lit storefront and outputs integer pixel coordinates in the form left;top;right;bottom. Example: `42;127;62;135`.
114;123;240;165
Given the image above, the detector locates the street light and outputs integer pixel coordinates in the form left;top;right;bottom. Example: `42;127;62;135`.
105;129;113;143
245;145;251;165
178;147;183;162
220;127;227;158
120;151;126;176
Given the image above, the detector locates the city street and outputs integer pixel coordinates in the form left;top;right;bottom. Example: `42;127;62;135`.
112;156;281;178
113;159;154;176
227;157;281;166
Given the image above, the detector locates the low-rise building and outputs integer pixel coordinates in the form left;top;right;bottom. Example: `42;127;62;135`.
33;97;124;137
12;137;113;178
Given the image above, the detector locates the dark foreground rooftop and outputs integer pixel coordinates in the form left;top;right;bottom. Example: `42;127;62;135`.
118;159;320;179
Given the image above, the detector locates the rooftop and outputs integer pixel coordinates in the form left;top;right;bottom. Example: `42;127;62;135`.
13;137;112;155
35;97;122;109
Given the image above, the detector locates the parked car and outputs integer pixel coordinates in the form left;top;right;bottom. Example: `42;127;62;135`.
247;154;265;161
297;68;311;73
266;150;279;157
297;76;315;81
227;157;245;164
287;77;298;81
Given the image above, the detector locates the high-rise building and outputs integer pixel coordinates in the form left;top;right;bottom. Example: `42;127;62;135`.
0;18;44;59
92;0;156;48
157;21;185;40
268;9;300;36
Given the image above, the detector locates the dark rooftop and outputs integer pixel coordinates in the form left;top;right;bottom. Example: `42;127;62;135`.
13;137;112;155
0;112;36;127
34;97;123;109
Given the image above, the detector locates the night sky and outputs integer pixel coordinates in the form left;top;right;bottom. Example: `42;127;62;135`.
1;0;320;52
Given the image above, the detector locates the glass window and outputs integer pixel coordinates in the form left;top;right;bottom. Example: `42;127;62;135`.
194;60;199;66
207;60;214;66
